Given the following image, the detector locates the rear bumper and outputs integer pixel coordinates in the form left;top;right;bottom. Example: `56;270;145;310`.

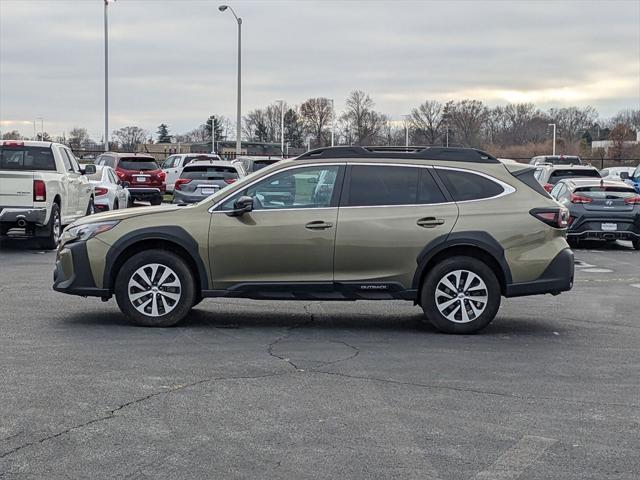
172;191;207;204
505;248;574;297
52;241;109;298
568;213;640;240
0;206;47;226
128;188;162;201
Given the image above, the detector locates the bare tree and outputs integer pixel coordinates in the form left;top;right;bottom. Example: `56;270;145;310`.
300;97;332;147
112;126;149;151
442;100;488;147
341;90;386;145
68;127;90;149
548;106;598;143
410;100;444;145
1;130;23;140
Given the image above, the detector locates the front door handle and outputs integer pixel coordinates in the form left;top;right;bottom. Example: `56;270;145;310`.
305;220;334;230
417;217;445;228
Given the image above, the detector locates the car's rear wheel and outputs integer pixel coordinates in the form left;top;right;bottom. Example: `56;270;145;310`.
38;202;61;250
113;199;119;210
114;250;196;327
633;239;640;251
151;197;163;206
421;256;501;334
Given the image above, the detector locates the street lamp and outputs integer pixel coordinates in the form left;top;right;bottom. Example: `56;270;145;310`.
219;4;242;157
104;0;115;152
277;100;284;157
330;99;335;147
548;123;556;155
403;115;410;147
36;117;44;140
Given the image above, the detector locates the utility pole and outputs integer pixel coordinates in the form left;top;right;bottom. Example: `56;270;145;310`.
548;123;556;155
277;100;284;157
330;99;335;147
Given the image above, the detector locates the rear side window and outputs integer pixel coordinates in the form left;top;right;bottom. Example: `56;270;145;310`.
119;158;158;171
436;169;504;201
181;166;239;180
0;146;56;171
345;165;446;206
548;169;600;184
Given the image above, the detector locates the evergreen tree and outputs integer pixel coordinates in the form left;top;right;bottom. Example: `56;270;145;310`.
156;123;171;143
205;116;225;143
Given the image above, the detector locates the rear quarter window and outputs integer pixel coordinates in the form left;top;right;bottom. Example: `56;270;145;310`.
0;146;56;171
435;169;504;201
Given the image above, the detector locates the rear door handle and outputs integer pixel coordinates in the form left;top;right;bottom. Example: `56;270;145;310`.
417;217;445;228
305;220;334;230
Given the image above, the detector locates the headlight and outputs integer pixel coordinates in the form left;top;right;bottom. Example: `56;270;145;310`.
62;221;119;243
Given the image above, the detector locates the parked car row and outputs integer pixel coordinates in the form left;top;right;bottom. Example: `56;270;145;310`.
528;159;640;250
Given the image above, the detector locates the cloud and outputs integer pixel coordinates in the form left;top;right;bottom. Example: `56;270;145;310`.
0;0;638;140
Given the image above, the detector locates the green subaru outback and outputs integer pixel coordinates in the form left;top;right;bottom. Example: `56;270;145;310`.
53;146;574;333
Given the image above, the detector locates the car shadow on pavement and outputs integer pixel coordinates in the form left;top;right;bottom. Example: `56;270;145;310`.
60;306;554;337
0;237;49;251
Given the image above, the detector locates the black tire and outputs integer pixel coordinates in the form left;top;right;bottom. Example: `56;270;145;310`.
633;239;640;251
37;203;61;250
420;256;501;334
151;197;163;206
86;197;95;216
113;199;119;210
567;237;580;249
114;250;196;327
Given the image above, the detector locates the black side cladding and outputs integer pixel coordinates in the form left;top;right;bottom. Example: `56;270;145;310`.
508;167;552;198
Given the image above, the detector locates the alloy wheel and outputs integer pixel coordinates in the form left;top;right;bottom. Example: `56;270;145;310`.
128;263;182;317
434;269;488;323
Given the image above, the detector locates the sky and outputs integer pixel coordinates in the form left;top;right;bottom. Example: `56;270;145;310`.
0;0;639;141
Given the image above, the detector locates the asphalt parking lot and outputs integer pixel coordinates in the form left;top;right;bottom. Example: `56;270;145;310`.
1;240;639;479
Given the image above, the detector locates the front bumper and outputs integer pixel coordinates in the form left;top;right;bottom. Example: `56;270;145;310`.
52;241;110;298
0;206;47;226
505;248;574;297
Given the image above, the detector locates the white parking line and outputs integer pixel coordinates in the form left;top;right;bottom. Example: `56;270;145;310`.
631;284;640;289
574;261;595;268
581;268;613;273
475;435;557;480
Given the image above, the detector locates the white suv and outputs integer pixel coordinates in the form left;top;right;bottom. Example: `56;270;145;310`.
533;164;601;192
162;154;222;193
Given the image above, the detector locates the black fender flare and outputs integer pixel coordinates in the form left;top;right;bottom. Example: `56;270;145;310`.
412;231;513;290
103;226;209;292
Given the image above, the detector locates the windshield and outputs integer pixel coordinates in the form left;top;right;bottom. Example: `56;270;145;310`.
181;166;239;180
0;146;56;171
119;158;158;171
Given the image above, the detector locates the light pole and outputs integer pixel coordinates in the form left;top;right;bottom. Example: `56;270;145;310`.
219;5;242;157
277;100;284;157
548;123;556;155
403;115;410;147
104;0;115;152
36;117;44;140
330;99;335;147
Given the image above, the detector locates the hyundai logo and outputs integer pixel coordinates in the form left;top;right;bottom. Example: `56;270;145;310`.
606;200;613;206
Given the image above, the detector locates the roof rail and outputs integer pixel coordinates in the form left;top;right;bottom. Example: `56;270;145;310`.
296;146;499;163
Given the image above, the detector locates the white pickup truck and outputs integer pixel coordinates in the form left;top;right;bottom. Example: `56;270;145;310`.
0;140;96;249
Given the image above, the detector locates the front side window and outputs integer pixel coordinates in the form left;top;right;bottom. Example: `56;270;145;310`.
435;169;504;201
162;156;176;169
220;166;340;210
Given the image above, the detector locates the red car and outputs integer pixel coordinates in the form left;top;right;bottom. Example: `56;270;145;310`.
95;153;165;205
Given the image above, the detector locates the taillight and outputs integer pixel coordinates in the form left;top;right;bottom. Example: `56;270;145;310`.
530;207;569;229
224;178;237;184
544;183;554;192
3;141;24;148
115;169;126;179
94;187;109;196
33;180;46;202
570;193;592;204
624;195;640;205
157;171;166;181
174;179;191;191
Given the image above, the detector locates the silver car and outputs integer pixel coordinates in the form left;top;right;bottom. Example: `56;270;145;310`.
172;160;244;204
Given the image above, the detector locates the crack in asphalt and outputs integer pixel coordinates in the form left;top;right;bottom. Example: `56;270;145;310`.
0;370;289;462
267;303;316;370
312;370;640;409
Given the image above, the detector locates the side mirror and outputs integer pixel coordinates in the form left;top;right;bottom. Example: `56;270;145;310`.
620;172;630;180
227;195;253;217
83;164;96;175
121;181;130;188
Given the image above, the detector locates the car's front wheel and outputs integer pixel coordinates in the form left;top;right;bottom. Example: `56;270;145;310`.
421;256;501;334
114;250;196;327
